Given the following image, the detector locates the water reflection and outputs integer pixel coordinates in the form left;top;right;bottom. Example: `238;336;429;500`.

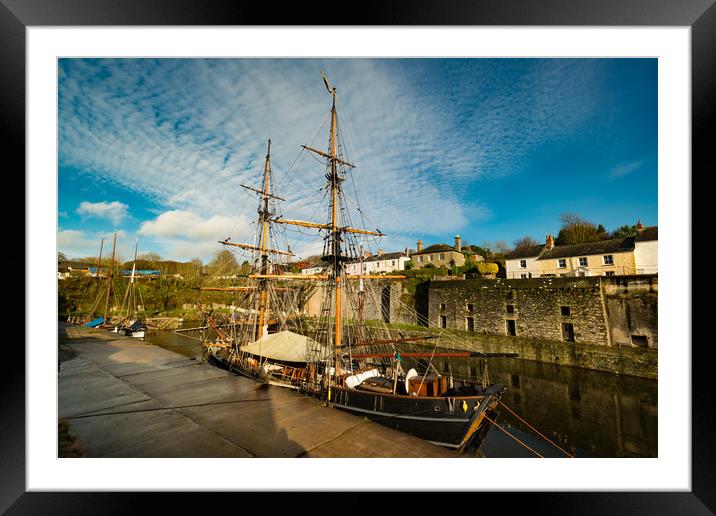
146;327;657;458
432;356;657;458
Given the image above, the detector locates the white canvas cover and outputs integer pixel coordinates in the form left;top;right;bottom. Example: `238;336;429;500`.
239;330;328;363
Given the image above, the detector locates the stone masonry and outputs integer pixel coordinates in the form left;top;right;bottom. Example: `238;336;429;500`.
429;277;611;346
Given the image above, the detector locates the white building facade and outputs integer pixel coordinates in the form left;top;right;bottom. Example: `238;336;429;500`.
634;226;658;274
505;244;546;279
345;251;410;275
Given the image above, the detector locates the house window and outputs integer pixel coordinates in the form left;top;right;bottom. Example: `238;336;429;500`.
578;271;586;277
439;253;445;260
418;256;423;262
440;315;447;329
506;304;514;314
506;290;514;300
466;317;475;332
603;255;614;265
519;259;527;268
391;260;395;266
558;259;566;268
562;323;575;342
467;303;474;312
561;306;571;316
428;255;432;261
520;274;528;279
578;257;588;267
605;271;615;276
506;319;516;336
439;303;446;311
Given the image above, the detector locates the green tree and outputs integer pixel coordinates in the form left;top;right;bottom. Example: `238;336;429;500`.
611;224;638;239
555;213;608;245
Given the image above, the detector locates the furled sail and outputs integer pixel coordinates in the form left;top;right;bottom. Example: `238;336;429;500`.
240;330;329;363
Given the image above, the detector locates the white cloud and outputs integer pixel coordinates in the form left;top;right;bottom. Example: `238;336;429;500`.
609;161;644;181
138;210;255;261
58;229;129;260
76;201;129;225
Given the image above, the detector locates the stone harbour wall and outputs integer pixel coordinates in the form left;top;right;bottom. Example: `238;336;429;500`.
423;275;658;377
429;277;612;346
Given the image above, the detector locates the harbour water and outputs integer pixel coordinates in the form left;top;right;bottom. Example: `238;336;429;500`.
145;326;657;458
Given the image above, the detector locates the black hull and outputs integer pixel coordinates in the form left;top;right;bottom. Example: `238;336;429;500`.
329;384;504;451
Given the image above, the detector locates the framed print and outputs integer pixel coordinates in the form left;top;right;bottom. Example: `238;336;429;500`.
4;0;712;512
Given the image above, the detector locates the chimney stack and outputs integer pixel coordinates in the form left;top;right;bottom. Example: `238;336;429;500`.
454;235;462;252
417;240;424;252
636;220;644;232
378;249;384;257
546;234;555;250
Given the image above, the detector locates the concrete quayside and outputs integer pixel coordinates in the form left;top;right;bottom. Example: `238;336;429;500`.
58;323;455;458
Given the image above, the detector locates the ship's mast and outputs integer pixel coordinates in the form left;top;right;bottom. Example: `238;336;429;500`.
256;139;273;340
327;83;343;381
103;232;117;322
127;237;139;318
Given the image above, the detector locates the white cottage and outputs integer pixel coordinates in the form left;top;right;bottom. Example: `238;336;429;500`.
634;224;658;274
345;250;410;275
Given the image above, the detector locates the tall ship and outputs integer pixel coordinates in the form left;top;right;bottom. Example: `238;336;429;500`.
200;71;517;453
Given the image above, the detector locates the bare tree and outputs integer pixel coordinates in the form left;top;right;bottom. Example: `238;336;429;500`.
513;236;538;249
494;241;512;255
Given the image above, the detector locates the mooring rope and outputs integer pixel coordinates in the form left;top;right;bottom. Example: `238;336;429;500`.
498;401;575;458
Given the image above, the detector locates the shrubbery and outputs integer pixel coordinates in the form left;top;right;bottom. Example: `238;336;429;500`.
477;262;499;275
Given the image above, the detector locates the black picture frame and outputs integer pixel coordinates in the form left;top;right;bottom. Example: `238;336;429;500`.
4;0;711;512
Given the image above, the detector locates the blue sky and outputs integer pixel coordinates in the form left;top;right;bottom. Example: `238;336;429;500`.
58;58;657;262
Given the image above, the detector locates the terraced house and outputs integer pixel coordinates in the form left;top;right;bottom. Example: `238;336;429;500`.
505;224;658;278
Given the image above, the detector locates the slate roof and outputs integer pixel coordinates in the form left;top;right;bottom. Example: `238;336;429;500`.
635;226;658;242
412;244;460;255
506;245;546;260
347;252;407;264
365;252;407;262
537;237;635;260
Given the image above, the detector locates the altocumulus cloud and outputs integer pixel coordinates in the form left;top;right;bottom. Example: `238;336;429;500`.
59;59;605;248
76;200;129;225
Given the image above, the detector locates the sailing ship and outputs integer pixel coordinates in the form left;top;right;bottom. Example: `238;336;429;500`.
66;233;147;338
111;237;148;338
66;232;118;328
199;139;330;390
200;71;518;453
